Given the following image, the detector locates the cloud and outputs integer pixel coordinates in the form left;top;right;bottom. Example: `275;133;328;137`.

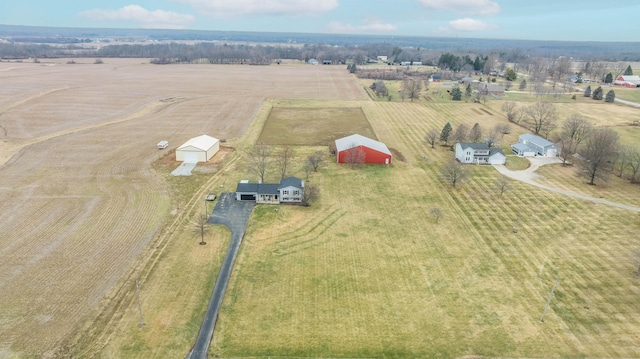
327;18;397;33
434;18;497;33
79;5;195;29
418;0;500;15
174;0;339;18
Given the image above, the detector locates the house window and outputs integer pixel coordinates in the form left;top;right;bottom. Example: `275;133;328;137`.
283;190;289;195
294;190;300;195
466;157;470;162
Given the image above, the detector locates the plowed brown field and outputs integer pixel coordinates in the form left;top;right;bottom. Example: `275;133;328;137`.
0;58;366;357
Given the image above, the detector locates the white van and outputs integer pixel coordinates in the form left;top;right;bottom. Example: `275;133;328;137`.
157;140;168;149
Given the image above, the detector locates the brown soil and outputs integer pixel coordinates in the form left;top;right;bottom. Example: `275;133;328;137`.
0;58;367;357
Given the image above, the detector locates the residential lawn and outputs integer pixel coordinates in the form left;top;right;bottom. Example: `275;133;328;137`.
614;87;640;103
209;100;640;358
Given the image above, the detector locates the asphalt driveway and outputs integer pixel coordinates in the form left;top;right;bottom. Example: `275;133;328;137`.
187;192;255;359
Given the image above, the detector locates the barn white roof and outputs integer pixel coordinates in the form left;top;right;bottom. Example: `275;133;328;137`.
335;134;391;155
177;135;219;151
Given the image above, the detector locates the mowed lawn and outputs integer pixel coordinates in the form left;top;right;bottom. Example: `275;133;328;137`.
211;101;640;358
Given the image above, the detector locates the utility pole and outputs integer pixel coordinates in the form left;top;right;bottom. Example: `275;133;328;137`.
540;279;559;322
136;279;145;328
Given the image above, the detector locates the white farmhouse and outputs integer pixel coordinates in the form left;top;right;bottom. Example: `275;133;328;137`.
455;143;506;165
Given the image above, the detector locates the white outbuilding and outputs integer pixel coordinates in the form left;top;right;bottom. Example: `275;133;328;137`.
175;135;220;163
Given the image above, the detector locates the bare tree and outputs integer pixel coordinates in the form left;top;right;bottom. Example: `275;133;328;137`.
469;123;482;143
496;176;511;196
522;102;558;136
579;128;619;185
627;148;640;183
307;152;324;172
247;142;271;183
440;159;468;188
562;114;592;154
344;143;366;168
452;123;469;144
401;77;422;102
558;137;575;166
430;208;443;223
501;101;519;123
424;128;439;149
485;125;502;148
615;145;633;178
194;213;208;245
301;185;318;206
276;146;294;179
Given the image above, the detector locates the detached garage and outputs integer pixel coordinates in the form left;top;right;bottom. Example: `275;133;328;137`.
176;135;220;163
335;134;392;165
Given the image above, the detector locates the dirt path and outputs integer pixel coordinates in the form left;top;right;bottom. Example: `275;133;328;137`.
493;157;640;213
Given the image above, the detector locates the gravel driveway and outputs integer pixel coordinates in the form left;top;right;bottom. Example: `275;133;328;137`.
493;156;640;213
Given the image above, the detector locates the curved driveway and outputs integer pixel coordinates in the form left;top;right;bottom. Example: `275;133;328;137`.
493;157;640;213
186;192;255;359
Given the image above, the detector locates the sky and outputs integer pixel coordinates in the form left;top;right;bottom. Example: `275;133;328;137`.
1;0;639;42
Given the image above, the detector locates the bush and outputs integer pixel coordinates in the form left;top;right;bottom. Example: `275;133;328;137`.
592;86;603;100
605;90;615;103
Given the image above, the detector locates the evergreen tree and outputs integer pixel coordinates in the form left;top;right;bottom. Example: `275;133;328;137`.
440;122;452;145
604;72;613;84
583;85;592;97
592;86;603;100
624;65;633;76
605;90;616;103
519;79;527;90
451;87;462;101
505;68;517;81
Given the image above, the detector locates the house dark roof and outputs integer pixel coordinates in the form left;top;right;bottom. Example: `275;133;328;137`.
459;142;489;151
489;148;505;156
279;176;303;189
236;177;303;195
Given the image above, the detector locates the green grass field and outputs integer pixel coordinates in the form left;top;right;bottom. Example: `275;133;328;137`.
208;101;640;358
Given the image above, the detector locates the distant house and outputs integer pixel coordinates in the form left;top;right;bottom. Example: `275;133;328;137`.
322;60;332;65
308;58;318;65
431;74;442;82
480;82;505;96
455;143;506;165
614;75;640;88
175;135;220;163
511;133;559;157
377;55;388;62
235;177;304;204
335;134;392;165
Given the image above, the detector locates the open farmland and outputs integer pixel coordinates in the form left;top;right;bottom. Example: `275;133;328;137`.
0;59;366;358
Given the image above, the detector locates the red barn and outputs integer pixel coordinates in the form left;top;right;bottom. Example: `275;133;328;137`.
614;75;640;88
335;134;392;165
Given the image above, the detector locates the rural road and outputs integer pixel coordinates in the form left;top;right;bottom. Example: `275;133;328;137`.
186;192;255;359
493;157;640;213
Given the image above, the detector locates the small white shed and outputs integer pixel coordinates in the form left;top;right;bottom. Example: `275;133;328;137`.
176;135;220;163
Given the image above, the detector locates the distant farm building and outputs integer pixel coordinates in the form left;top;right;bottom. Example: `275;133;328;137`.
455;143;506;165
175;135;220;163
377;55;388;62
235;177;305;204
511;133;559;157
480;83;505;96
335;134;392;165
322;60;332;65
308;58;318;65
614;75;640;88
431;74;442;82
